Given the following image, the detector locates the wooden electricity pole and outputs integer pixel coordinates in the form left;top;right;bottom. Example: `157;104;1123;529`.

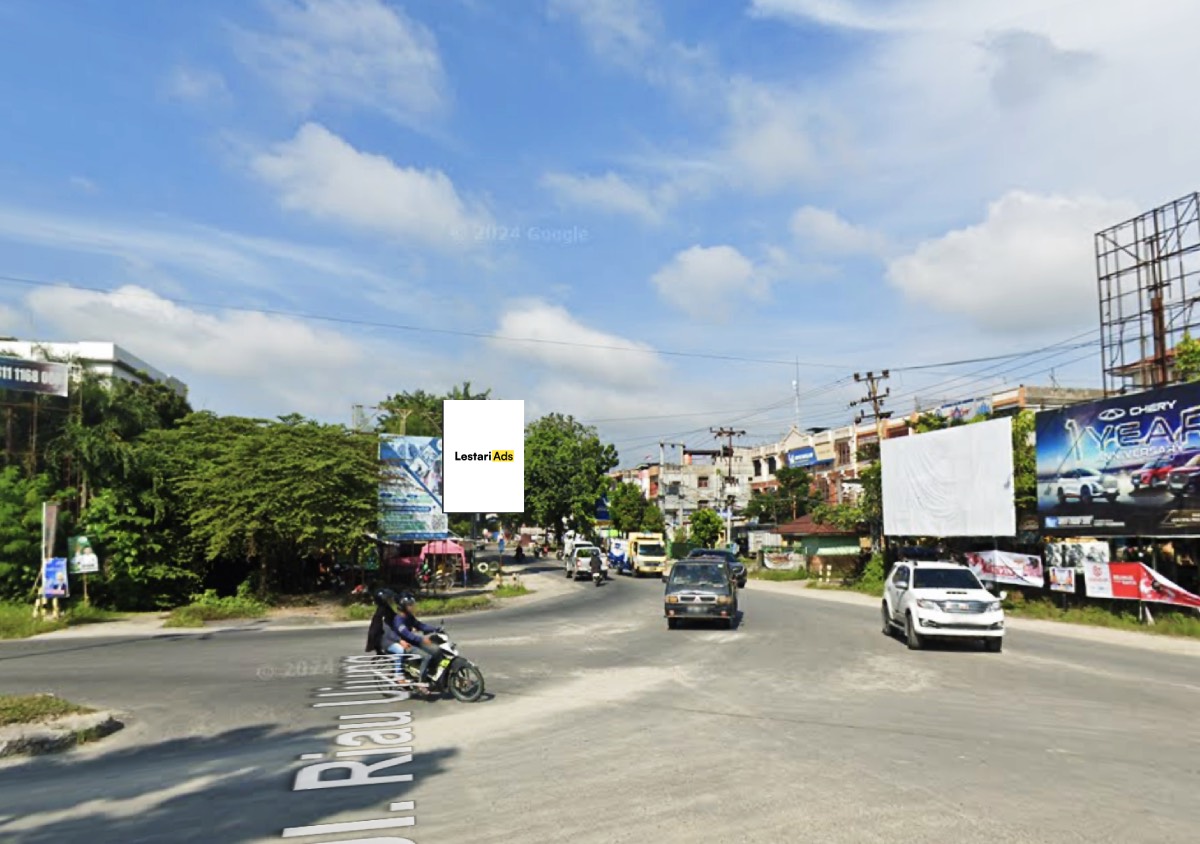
850;371;891;443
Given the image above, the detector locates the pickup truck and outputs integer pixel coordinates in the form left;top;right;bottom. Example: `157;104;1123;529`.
565;543;607;580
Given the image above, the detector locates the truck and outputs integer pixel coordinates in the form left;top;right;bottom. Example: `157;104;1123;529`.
626;533;668;577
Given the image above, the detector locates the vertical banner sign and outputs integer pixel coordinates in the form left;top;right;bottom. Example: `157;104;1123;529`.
1035;381;1200;535
41;502;59;562
378;435;449;541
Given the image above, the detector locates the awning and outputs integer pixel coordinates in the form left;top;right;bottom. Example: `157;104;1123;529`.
419;540;466;558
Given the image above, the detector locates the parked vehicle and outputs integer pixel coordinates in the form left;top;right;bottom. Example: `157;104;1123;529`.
881;561;1005;652
1047;467;1119;504
1131;453;1192;490
664;559;738;629
686;548;747;588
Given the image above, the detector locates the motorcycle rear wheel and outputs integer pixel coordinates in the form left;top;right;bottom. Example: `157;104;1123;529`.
449;661;485;702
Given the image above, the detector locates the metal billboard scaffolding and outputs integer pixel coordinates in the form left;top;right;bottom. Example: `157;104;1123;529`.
1096;191;1200;396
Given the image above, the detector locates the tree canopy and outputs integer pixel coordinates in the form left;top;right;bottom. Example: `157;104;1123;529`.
523;413;618;541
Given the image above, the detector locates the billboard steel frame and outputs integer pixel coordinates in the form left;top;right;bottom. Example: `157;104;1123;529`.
1096;191;1200;396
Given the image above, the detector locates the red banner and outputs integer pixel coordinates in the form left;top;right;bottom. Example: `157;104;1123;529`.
1083;562;1200;608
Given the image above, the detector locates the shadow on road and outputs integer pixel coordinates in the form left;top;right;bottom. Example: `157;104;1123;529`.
0;722;458;844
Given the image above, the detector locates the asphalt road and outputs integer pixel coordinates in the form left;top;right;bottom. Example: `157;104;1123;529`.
2;562;1199;843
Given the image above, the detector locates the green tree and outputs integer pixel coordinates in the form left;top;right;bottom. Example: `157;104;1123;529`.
1011;409;1037;517
0;467;56;600
689;508;724;548
377;381;491;436
523;413;618;544
1175;330;1200;382
608;481;647;533
165;414;380;595
745;489;784;524
810;500;864;532
773;466;818;520
640;501;666;534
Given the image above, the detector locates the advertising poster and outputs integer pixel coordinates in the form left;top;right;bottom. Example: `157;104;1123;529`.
1044;540;1110;571
1048;567;1076;592
965;549;1045;589
0;356;70;397
42;557;69;598
1035;381;1200;535
378;435;449;541
1083;561;1200;608
68;535;100;574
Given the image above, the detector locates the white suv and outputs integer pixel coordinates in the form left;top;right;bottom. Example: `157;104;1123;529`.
881;561;1005;652
565;543;606;580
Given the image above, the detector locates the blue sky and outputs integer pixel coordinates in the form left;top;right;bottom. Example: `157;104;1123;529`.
0;0;1197;466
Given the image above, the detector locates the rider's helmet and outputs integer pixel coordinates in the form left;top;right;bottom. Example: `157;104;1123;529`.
396;591;417;611
373;588;398;610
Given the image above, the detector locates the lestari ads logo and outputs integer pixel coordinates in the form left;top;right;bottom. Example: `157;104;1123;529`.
443;400;524;513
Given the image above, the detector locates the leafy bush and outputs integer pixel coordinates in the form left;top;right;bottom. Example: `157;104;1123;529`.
164;580;269;628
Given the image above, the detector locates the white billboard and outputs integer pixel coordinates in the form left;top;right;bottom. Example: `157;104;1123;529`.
442;400;525;514
881;417;1015;538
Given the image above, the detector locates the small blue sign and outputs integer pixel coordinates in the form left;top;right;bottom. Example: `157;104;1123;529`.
787;447;817;468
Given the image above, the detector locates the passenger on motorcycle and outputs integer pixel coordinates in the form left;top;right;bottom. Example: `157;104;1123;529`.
376;590;442;683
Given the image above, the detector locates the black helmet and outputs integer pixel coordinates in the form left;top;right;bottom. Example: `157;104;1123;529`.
396;592;416;609
374;588;398;609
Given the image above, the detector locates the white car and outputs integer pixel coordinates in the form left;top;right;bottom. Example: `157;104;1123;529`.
881;561;1005;652
565;543;607;580
1048;467;1118;504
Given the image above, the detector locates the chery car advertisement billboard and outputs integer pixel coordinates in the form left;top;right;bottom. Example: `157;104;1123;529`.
1036;382;1200;536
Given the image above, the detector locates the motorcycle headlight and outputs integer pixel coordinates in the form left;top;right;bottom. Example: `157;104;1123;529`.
916;599;941;610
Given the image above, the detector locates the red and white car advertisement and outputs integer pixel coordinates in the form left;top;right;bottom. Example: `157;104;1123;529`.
1083;562;1200;608
965;550;1045;589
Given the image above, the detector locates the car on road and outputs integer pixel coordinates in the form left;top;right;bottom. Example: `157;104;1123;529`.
685;548;747;588
664;559;738;629
881;560;1005;652
1047;467;1119;504
1167;453;1200;498
565;543;607;580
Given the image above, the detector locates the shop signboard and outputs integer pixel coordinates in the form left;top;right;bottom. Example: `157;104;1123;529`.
1035;381;1200;536
378;435;449;541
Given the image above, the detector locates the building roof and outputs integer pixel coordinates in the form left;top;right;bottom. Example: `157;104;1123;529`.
775;514;857;536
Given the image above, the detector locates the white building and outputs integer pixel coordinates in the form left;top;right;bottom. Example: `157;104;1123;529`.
0;340;188;397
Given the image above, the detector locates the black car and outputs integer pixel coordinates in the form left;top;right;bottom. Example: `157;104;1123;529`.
687;548;747;588
664;560;738;629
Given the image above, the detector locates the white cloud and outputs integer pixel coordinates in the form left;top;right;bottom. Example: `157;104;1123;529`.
68;176;99;194
0;204;392;296
163;65;230;103
251;123;492;250
546;0;657;63
540;171;671;225
488;299;668;388
885;190;1137;332
651;245;769;320
790;206;887;256
232;0;447;127
724;79;821;190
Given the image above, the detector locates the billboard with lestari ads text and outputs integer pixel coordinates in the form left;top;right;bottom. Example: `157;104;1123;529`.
378;435;449;541
1035;382;1200;536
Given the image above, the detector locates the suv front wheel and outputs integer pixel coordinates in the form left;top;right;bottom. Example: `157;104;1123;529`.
905;612;923;650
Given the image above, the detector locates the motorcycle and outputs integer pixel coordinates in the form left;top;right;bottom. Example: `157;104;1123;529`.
590;556;605;587
394;630;486;702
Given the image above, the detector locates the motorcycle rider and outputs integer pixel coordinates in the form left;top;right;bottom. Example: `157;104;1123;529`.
382;591;442;683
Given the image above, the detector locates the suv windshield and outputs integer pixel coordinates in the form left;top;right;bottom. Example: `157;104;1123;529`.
669;563;727;587
637;544;665;557
912;568;984;590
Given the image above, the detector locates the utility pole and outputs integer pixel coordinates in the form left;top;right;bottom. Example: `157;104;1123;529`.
792;358;801;430
850;371;891;554
711;427;745;549
850;371;891;443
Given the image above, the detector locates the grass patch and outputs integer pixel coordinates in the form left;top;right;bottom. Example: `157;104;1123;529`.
1004;594;1200;639
337;603;377;622
164;587;270;628
0;603;67;639
0;694;94;727
63;604;127;626
494;581;531;598
413;595;494;616
750;568;811;581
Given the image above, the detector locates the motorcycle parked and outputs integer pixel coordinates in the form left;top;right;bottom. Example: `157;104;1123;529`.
395;630;486;702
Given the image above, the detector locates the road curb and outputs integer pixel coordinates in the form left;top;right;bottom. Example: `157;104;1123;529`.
0;711;125;759
745;579;1200;657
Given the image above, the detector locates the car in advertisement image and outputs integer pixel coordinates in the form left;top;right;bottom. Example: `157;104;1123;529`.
1045;467;1120;504
1167;452;1200;498
1034;381;1200;536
